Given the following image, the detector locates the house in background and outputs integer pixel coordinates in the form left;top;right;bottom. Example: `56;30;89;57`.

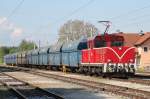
135;32;150;72
116;32;141;47
116;32;150;72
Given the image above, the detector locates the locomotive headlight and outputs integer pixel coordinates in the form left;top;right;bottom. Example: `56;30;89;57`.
107;59;111;62
119;47;122;50
129;59;133;62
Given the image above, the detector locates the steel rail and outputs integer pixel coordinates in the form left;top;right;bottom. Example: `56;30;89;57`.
0;71;64;99
28;70;150;99
2;65;150;98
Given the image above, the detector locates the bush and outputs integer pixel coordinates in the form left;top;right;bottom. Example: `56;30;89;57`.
137;67;144;72
0;57;3;64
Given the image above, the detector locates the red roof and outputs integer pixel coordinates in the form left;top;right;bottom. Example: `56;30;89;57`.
115;32;141;47
135;32;150;46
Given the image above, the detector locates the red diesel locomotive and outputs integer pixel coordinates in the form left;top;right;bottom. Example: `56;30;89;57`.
80;22;136;76
81;34;136;76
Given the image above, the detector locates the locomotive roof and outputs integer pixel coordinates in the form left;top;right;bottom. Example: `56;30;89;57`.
87;34;124;41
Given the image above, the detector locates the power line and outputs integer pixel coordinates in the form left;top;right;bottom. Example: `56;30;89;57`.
124;13;150;22
117;17;150;29
108;4;150;32
0;0;24;26
42;0;94;29
31;0;95;43
54;0;94;24
112;12;150;29
109;4;150;21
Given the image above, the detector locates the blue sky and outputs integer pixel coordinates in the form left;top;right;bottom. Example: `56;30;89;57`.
0;0;150;47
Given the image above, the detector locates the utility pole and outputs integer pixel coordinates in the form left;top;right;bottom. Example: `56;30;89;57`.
33;41;36;50
38;40;41;49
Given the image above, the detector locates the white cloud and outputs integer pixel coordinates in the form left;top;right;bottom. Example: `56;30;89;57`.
12;27;23;37
0;17;7;25
0;16;23;38
25;36;34;42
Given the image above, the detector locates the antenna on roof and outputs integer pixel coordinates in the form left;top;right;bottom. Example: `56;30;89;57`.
116;29;121;33
139;30;144;36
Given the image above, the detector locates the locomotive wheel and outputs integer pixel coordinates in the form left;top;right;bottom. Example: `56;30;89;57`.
46;66;51;70
87;68;92;76
90;67;96;76
95;67;102;76
51;66;57;71
78;67;84;74
83;67;89;75
71;68;76;73
102;74;106;78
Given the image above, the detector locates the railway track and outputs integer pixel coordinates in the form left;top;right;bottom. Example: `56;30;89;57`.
2;65;150;99
9;65;150;86
0;71;64;99
32;67;150;86
26;70;150;99
112;77;150;86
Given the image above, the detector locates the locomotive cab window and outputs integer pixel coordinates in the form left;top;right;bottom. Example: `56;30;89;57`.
78;42;88;50
94;40;106;48
111;36;124;47
111;41;123;47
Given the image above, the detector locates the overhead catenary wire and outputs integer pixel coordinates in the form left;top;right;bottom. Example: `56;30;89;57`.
117;17;150;29
34;0;95;30
0;0;24;47
111;12;150;30
107;3;150;32
0;0;24;26
53;0;94;24
109;4;150;21
30;0;95;47
111;11;150;32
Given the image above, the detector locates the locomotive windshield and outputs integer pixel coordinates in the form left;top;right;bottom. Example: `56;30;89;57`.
95;40;106;48
111;35;124;47
93;35;124;48
94;36;106;48
78;41;88;50
111;41;123;46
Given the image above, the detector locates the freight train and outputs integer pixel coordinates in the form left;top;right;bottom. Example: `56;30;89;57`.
4;34;136;77
4;22;136;77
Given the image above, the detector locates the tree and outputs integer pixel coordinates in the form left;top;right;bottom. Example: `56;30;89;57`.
0;47;9;63
0;40;37;63
19;40;37;51
8;47;18;54
58;20;98;42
